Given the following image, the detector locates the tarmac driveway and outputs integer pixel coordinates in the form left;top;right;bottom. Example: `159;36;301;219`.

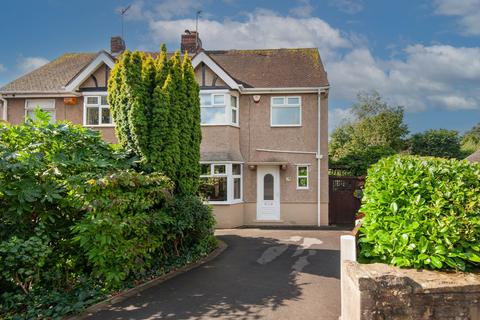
85;228;348;320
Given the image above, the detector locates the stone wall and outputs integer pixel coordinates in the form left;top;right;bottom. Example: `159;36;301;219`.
341;261;480;320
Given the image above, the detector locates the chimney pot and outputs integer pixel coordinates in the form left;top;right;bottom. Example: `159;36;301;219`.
111;36;126;55
181;30;202;54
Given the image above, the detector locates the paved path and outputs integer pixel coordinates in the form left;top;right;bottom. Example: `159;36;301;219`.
86;228;348;320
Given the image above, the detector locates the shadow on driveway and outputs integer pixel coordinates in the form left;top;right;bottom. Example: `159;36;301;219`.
85;230;342;320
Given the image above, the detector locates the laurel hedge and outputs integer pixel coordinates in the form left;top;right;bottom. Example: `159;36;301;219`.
359;155;480;271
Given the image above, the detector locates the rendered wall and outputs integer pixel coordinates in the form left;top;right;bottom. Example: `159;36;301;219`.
212;203;245;228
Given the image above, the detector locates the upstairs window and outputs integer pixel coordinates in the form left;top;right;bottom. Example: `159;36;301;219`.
84;94;113;126
25;99;56;123
200;91;239;125
271;96;301;127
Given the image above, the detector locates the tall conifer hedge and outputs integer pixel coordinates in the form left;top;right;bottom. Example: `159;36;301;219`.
108;46;201;194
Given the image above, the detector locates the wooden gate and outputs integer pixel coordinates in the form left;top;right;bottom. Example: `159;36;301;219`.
329;176;363;226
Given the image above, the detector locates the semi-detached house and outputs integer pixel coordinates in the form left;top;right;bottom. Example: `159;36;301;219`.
0;31;330;228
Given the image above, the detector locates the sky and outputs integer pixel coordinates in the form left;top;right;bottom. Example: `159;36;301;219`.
0;0;479;134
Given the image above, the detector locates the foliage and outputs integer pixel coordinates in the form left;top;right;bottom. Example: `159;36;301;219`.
461;122;480;156
0;227;51;294
330;145;396;176
329;91;409;175
71;171;173;287
359;155;480;271
108;46;202;194
406;129;462;159
0;114;216;319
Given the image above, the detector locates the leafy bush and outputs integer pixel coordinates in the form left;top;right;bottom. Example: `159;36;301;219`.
359;155;480;271
407;129;462;159
0;114;216;319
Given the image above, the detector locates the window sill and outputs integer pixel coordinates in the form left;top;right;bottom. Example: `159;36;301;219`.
205;200;244;206
201;124;240;128
296;187;310;190
84;124;115;128
270;124;302;128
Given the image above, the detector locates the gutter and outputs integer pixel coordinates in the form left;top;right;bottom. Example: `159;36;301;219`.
241;86;330;94
0;95;7;121
317;88;322;227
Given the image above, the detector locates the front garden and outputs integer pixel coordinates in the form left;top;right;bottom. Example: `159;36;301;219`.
0;47;216;319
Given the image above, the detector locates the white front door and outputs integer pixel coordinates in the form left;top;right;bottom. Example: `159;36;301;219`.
257;166;280;221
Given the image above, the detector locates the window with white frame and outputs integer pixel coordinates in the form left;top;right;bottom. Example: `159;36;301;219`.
271;96;301;126
200;163;243;203
200;91;239;125
230;95;238;125
25;99;56;123
297;165;309;189
84;94;112;126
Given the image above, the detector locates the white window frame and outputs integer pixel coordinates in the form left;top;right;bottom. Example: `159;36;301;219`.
25;99;56;123
200;162;243;204
83;92;114;127
200;90;239;127
230;94;239;126
270;96;302;127
296;164;309;190
231;163;243;202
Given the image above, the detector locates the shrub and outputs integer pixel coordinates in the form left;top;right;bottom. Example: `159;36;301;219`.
0;114;216;318
359;155;480;271
71;171;173;287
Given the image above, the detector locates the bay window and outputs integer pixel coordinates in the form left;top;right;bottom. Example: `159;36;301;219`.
271;96;302;127
200;163;243;203
84;94;113;126
200;91;239;125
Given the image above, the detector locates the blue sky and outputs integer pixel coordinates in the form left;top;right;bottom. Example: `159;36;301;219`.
1;0;479;134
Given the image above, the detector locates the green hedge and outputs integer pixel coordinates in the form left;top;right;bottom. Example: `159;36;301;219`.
359;155;480;271
0;115;216;319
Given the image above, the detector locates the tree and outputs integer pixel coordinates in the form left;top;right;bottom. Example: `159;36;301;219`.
182;53;202;194
108;46;201;195
461;122;480;156
329;91;409;175
407;129;462;159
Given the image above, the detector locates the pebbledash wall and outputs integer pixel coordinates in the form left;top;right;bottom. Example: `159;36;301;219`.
6;97;117;143
206;91;329;228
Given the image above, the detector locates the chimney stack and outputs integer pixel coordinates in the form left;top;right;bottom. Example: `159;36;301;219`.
111;36;126;55
181;30;202;54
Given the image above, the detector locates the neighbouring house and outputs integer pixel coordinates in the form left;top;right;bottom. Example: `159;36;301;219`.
466;150;480;163
0;31;330;228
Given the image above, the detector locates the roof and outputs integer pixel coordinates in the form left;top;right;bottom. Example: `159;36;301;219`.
0;48;329;94
206;48;329;88
466;150;480;163
0;53;97;93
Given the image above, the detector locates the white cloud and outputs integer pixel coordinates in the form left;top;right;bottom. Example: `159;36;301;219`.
329;108;354;133
18;57;49;74
329;44;480;112
290;0;315;18
149;10;351;59
140;5;479;113
328;0;363;14
433;0;480;35
0;64;5;72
